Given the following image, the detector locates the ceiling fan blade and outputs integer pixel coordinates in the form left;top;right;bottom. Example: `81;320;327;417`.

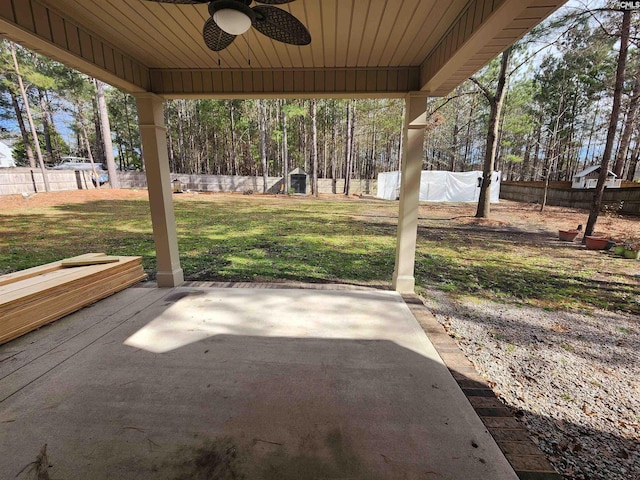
146;0;208;4
253;0;295;4
203;17;237;51
252;6;311;46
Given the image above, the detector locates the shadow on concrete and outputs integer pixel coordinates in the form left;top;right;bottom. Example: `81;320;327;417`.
0;287;515;480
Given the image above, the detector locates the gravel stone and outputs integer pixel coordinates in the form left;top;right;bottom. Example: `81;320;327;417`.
421;287;640;480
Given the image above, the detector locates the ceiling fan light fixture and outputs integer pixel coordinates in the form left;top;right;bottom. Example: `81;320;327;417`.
213;8;252;35
209;1;256;36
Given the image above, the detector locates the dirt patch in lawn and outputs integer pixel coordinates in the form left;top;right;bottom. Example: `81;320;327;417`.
419;201;640;244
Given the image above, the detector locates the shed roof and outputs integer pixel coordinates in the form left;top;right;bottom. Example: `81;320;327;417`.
574;166;617;178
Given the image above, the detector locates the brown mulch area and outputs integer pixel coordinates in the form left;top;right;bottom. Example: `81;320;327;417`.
418;201;640;245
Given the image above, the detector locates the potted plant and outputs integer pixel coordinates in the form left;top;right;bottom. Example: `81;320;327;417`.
584;236;610;250
558;229;580;242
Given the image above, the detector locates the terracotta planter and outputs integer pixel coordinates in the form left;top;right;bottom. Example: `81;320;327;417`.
584;236;609;250
558;230;579;242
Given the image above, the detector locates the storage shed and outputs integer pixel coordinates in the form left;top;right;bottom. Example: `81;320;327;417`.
289;167;308;194
572;166;620;189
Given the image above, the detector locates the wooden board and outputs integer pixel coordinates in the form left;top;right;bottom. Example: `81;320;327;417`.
60;256;121;267
0;253;106;287
0;270;147;344
0;256;142;307
0;263;144;322
0;255;147;345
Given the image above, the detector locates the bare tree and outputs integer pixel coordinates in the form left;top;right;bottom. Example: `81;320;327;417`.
331;100;338;194
613;61;640;178
281;100;289;192
344;100;354;195
258;99;268;193
9;90;35;168
76;101;101;189
10;43;49;192
471;46;512;218
585;9;631;238
94;79;120;188
310;99;318;196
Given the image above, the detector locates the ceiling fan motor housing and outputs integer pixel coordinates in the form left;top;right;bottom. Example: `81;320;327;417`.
208;0;255;18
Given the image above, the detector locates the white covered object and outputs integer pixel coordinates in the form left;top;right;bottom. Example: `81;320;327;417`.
377;170;501;203
376;171;401;200
0;141;15;168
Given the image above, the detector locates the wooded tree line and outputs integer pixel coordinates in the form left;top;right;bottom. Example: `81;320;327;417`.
0;40;139;188
163;97;404;193
0;3;637;199
0;40;404;195
430;4;640;185
165;3;640;196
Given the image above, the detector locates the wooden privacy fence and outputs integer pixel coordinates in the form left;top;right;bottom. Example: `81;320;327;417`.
0;169;377;196
119;172;376;195
119;172;285;193
0;168;98;195
500;181;640;215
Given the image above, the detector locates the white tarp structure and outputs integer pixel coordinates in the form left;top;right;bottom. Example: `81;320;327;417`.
0;141;15;168
377;170;501;203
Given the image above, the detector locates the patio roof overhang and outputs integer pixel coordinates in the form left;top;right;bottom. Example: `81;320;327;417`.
0;0;567;291
0;0;565;98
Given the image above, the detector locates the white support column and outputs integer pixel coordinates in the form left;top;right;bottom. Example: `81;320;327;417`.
136;93;184;287
393;93;428;294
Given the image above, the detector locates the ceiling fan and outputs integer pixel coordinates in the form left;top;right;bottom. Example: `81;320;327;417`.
146;0;311;52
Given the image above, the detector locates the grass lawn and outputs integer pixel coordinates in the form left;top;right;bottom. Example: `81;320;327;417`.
0;191;638;314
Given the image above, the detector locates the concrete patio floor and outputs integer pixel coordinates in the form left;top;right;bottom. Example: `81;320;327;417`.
0;284;518;480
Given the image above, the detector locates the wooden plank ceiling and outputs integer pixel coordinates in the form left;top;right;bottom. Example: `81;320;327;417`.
0;0;567;97
38;0;468;70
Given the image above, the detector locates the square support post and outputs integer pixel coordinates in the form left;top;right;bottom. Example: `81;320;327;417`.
393;93;428;294
135;93;184;287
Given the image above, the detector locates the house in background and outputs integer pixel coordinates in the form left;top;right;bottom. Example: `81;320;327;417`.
0;141;16;168
572;165;620;189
